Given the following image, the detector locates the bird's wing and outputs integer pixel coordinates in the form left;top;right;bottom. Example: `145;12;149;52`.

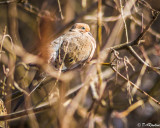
85;33;96;62
49;36;64;62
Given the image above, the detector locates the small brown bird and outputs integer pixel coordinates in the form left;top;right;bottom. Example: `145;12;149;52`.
48;23;96;71
14;23;96;111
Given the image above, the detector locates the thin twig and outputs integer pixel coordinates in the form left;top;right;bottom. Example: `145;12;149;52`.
138;0;160;13
0;101;54;121
0;0;19;4
102;0;160;73
13;82;29;96
120;0;129;44
111;12;160;74
112;12;159;50
111;66;160;106
57;0;64;20
97;0;103;92
130;16;160;39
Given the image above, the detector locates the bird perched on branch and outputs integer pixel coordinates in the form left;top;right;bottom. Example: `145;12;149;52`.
13;23;96;111
44;23;96;71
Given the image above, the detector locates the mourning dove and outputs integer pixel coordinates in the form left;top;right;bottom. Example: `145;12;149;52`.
13;23;96;111
48;23;96;71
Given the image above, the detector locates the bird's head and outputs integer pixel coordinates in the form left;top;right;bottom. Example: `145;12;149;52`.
70;23;90;33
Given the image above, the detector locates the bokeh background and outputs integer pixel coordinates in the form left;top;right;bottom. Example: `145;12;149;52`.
0;0;160;128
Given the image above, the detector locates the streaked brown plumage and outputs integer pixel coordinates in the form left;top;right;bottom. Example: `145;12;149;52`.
48;23;96;70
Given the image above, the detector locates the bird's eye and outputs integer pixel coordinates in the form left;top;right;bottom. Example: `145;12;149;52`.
69;58;74;62
81;27;85;30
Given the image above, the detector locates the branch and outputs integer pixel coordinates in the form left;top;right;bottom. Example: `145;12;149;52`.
111;12;160;74
138;0;160;13
111;66;160;106
112;12;159;50
0;100;56;121
0;0;20;4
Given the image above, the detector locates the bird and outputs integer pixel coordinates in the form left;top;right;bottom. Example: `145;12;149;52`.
13;23;96;111
47;23;96;71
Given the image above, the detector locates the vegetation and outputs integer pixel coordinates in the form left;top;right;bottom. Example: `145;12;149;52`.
0;0;160;128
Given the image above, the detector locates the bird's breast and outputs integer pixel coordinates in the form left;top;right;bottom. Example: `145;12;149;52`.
50;31;96;70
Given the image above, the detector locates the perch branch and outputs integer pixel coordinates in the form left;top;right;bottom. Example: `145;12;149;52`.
0;101;53;121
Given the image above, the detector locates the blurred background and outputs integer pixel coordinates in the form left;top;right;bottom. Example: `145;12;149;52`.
0;0;160;128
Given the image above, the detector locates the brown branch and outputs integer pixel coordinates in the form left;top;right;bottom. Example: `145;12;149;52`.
0;100;55;121
102;0;160;73
115;100;144;118
111;11;160;74
7;0;22;46
130;15;160;39
111;66;160;106
97;0;103;90
138;0;160;13
112;12;159;50
0;0;20;4
126;12;159;68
